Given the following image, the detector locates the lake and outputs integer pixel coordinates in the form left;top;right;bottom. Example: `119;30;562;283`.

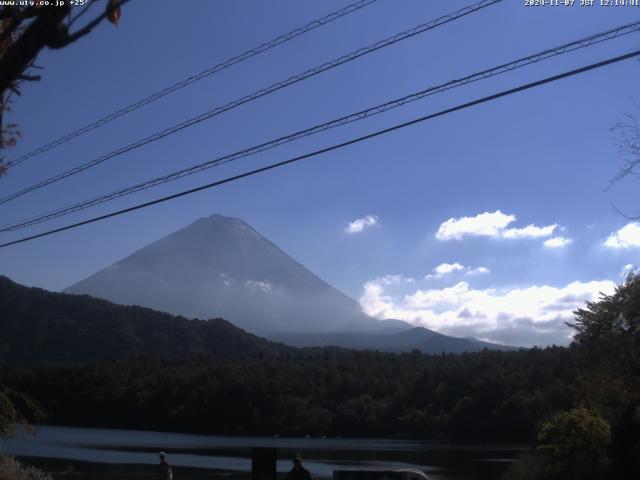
0;426;528;480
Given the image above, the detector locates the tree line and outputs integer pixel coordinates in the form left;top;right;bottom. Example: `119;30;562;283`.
1;346;576;441
1;275;638;479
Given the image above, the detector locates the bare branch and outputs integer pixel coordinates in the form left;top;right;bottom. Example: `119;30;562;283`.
608;110;640;187
610;201;640;220
50;0;131;49
67;0;99;28
0;0;130;170
17;74;41;82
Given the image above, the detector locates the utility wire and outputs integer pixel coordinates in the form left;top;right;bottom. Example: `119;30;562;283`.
2;20;639;233
0;0;503;205
5;0;380;169
1;48;638;249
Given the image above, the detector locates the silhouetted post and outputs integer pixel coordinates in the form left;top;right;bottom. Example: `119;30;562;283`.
252;447;277;480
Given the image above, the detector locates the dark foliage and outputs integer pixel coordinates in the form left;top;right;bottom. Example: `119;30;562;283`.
1;347;578;442
0;275;291;363
0;275;581;442
570;274;640;479
2;274;638;478
504;275;640;480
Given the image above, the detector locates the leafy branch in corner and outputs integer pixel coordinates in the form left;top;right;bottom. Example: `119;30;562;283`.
0;0;129;175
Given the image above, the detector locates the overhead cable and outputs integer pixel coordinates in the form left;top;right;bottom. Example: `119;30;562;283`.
5;0;381;169
2;20;639;232
2;48;638;249
0;0;503;205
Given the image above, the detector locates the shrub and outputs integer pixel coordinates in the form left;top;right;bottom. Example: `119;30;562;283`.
0;454;51;480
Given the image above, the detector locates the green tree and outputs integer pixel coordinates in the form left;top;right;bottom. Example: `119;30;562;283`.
570;273;640;377
504;408;611;480
536;407;611;463
569;274;640;478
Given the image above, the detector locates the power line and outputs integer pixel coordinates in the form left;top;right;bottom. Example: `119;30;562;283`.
0;0;503;206
1;48;638;249
4;0;380;169
2;20;639;233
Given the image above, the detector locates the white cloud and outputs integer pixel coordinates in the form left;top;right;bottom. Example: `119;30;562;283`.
604;222;640;249
345;215;378;234
466;266;490;275
376;274;415;285
436;210;556;241
426;262;490;279
434;262;465;275
244;280;272;293
436;210;514;240
544;236;573;248
359;277;615;347
504;224;557;239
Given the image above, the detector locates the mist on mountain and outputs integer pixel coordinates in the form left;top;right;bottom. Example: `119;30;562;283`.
65;214;512;353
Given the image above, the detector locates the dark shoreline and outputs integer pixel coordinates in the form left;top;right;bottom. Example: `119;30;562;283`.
14;456;253;480
2;425;529;480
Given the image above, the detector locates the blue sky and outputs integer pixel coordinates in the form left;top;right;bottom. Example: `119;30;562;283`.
1;0;639;346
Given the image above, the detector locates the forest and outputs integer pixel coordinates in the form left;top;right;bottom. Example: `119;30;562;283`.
1;275;638;479
1;347;576;440
0;275;290;363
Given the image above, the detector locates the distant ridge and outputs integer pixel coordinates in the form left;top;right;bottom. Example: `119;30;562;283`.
1;274;517;359
274;327;518;354
0;275;290;363
61;214;518;354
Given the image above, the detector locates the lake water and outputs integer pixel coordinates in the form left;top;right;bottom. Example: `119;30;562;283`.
0;426;527;480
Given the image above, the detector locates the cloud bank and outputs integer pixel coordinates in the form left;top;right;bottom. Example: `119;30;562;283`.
436;210;557;241
359;277;614;347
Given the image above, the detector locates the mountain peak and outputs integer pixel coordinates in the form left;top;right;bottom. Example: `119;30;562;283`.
206;213;244;223
187;214;262;238
65;216;374;336
189;213;248;228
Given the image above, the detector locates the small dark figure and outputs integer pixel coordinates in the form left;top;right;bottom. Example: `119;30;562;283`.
286;453;312;480
159;451;173;480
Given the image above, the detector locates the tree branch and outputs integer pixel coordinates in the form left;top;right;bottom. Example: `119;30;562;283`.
0;5;70;96
49;0;131;49
67;0;99;28
17;74;41;82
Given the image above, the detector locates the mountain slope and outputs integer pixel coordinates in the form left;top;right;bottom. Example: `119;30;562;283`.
65;214;376;336
61;214;517;353
275;327;517;354
1;275;516;359
0;276;290;363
